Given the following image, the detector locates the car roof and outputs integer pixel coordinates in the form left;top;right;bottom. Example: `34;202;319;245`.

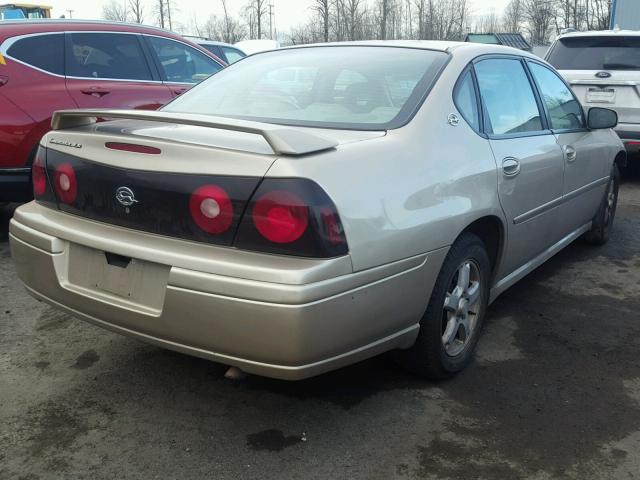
277;40;541;60
195;40;238;48
0;19;226;64
557;29;640;39
0;19;181;39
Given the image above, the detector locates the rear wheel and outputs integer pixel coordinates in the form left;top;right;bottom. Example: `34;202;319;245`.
584;165;620;245
396;233;491;379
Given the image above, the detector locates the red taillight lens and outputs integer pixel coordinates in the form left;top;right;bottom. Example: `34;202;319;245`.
32;150;47;197
189;184;234;234
253;190;309;243
234;178;348;258
54;163;77;204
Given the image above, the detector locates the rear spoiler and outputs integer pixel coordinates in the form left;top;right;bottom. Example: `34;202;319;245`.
50;109;338;156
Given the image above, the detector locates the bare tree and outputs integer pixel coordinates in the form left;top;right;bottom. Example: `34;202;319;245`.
129;0;144;23
587;0;611;30
503;0;524;32
475;10;500;33
379;0;391;39
246;0;268;39
155;0;165;28
312;0;331;42
103;0;129;22
167;0;173;30
524;0;555;45
343;0;364;40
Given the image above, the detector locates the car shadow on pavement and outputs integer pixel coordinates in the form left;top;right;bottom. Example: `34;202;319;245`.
0;203;19;243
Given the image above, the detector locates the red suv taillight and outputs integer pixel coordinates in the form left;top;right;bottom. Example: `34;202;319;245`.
31;146;57;207
31;149;47;197
234;178;348;258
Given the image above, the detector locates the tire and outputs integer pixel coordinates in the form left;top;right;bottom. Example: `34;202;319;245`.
584;164;620;246
395;233;491;379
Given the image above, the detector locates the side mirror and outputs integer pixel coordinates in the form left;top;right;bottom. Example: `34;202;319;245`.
588;107;618;129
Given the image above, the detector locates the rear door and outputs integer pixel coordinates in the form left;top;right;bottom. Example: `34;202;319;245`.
0;32;75;167
546;36;640;126
527;60;609;231
65;32;173;110
474;56;565;277
143;35;223;98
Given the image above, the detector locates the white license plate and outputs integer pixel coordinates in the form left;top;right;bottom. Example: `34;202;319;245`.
586;87;616;103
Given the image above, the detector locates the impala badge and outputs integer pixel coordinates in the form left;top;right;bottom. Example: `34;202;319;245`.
115;186;138;210
49;138;82;149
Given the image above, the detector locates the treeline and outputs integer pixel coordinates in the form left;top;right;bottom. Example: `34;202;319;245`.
102;0;613;46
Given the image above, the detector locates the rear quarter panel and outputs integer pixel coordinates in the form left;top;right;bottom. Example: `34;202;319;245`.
0;92;35;167
267;51;505;272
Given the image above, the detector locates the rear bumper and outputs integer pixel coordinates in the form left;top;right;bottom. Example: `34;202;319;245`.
615;125;640;154
9;203;446;380
0;167;32;202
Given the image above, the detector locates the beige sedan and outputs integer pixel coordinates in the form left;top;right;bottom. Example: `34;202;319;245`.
10;41;624;379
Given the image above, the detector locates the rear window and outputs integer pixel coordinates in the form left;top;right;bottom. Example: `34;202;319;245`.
7;34;64;75
163;46;449;130
547;36;640;70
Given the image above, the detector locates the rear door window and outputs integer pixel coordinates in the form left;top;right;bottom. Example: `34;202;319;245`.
528;62;584;130
547;36;640;70
66;33;153;81
7;33;64;75
221;47;244;64
475;58;544;135
453;70;480;131
146;36;222;84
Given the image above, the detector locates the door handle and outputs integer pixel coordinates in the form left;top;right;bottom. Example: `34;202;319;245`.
173;88;188;95
563;145;577;163
502;157;521;177
81;87;110;98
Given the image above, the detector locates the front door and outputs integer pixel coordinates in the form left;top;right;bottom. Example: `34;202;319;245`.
65;32;173;110
474;57;566;278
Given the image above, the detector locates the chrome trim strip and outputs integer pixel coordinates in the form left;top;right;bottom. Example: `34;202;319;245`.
490;221;592;303
0;167;31;174
513;176;609;225
570;80;639;86
563;176;610;203
513;196;563;225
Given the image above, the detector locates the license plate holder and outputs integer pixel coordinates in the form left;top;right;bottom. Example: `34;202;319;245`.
586;87;616;104
67;243;169;311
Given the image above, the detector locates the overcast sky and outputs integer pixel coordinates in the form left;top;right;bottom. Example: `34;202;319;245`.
45;0;510;34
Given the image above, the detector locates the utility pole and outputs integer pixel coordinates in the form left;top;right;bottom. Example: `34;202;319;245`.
269;2;274;40
66;9;74;18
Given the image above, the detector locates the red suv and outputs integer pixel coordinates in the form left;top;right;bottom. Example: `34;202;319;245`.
0;20;225;201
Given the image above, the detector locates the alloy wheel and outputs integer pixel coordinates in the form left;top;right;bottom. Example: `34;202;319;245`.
442;260;482;357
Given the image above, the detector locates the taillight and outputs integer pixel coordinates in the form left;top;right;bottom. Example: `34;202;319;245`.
189;184;234;234
53;163;77;204
235;178;348;258
32;149;47;197
253;190;309;243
